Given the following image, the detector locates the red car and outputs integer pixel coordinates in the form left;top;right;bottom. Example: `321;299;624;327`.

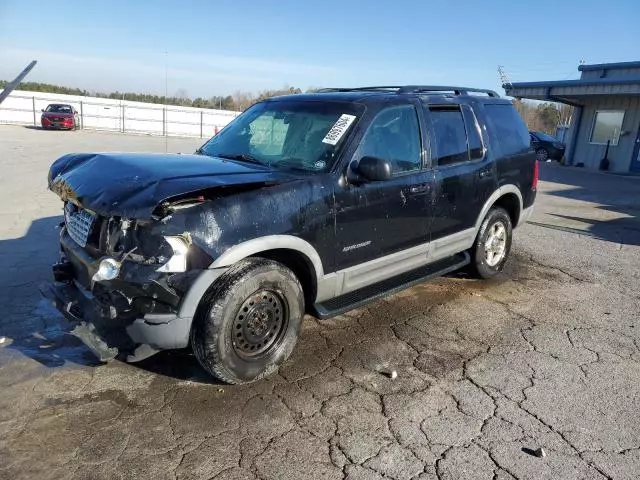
41;104;79;130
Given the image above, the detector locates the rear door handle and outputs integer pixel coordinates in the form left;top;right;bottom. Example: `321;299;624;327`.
409;184;430;194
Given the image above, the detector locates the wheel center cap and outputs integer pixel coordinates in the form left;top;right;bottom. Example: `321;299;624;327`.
247;311;269;336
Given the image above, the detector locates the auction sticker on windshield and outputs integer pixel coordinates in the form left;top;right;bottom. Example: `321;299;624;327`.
322;114;357;145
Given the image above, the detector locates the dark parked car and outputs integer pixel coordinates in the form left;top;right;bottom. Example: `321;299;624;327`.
41;103;79;130
530;131;565;162
43;85;537;384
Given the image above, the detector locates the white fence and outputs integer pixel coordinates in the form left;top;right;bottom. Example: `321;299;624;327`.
0;90;241;138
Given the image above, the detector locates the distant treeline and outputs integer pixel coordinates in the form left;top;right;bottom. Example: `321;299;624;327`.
1;80;570;131
513;99;573;134
0;80;308;112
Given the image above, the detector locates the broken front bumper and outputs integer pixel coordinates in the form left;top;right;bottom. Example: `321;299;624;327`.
41;230;227;362
40;281;120;361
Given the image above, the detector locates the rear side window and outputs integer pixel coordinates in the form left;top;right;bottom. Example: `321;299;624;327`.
484;104;530;155
430;107;469;166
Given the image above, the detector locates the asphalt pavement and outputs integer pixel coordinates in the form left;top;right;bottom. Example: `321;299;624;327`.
1;126;639;480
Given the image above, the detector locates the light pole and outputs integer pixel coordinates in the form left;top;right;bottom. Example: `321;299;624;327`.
164;50;168;152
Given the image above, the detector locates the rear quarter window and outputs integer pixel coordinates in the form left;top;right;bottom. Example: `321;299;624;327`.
484;104;530;156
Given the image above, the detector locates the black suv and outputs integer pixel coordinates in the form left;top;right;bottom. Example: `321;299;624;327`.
43;85;537;384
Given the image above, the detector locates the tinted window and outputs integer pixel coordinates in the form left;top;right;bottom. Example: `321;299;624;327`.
357;105;421;174
430;107;469;166
463;106;484;161
484;104;530;155
46;104;73;113
533;131;557;142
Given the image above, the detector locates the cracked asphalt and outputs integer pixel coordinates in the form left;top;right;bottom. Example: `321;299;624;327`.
1;125;640;480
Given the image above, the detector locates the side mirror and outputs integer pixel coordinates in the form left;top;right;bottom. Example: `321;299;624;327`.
352;156;392;181
41;109;44;112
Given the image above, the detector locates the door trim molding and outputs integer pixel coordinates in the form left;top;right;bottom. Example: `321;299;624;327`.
316;227;475;301
317;184;524;301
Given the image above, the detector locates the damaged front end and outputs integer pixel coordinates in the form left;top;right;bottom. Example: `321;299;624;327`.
42;199;220;363
43;151;302;362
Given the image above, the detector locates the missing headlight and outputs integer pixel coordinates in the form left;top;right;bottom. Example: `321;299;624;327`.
156;236;190;273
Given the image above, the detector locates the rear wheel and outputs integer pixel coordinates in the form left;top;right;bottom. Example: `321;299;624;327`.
469;207;512;279
191;258;304;384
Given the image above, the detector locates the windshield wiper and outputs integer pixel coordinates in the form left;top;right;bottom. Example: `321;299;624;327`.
215;153;267;166
276;160;314;173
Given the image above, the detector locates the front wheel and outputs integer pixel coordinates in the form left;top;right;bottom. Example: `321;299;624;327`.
191;258;304;384
469;207;513;279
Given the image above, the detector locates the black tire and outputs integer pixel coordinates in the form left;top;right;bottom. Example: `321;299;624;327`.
191;258;304;384
536;148;549;162
469;207;512;279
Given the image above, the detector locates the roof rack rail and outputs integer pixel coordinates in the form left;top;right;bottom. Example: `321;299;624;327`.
398;85;499;97
315;86;403;93
316;85;499;97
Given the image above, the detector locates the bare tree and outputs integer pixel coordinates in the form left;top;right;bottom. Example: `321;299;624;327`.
512;99;573;134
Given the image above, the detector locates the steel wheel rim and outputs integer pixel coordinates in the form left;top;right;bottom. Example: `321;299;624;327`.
484;221;507;267
537;149;548;161
232;289;287;358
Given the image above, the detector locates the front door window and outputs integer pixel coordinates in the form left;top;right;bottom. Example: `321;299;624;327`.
355;105;422;174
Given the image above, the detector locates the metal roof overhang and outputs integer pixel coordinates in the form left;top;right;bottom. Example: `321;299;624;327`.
503;78;640;106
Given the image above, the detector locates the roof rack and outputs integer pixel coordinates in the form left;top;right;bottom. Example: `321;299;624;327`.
316;85;500;97
315;86;402;93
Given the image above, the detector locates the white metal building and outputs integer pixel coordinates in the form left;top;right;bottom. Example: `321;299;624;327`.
504;61;640;173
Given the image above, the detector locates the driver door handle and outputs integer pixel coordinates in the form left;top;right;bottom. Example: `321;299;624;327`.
409;183;430;194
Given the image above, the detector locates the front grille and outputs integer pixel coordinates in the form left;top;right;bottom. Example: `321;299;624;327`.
65;204;96;248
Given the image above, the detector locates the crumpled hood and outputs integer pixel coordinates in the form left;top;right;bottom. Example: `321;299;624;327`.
48;152;295;219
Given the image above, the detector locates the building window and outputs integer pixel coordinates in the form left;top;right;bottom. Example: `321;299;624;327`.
590;110;625;146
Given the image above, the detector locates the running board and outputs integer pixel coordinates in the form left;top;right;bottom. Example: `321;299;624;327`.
312;252;469;319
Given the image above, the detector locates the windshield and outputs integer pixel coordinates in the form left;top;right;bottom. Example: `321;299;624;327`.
198;100;364;172
533;131;558;142
46;105;73;113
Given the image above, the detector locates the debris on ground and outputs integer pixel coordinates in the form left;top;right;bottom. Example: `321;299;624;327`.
534;447;547;458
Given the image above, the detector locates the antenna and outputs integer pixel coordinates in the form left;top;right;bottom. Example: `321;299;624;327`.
498;66;512;88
